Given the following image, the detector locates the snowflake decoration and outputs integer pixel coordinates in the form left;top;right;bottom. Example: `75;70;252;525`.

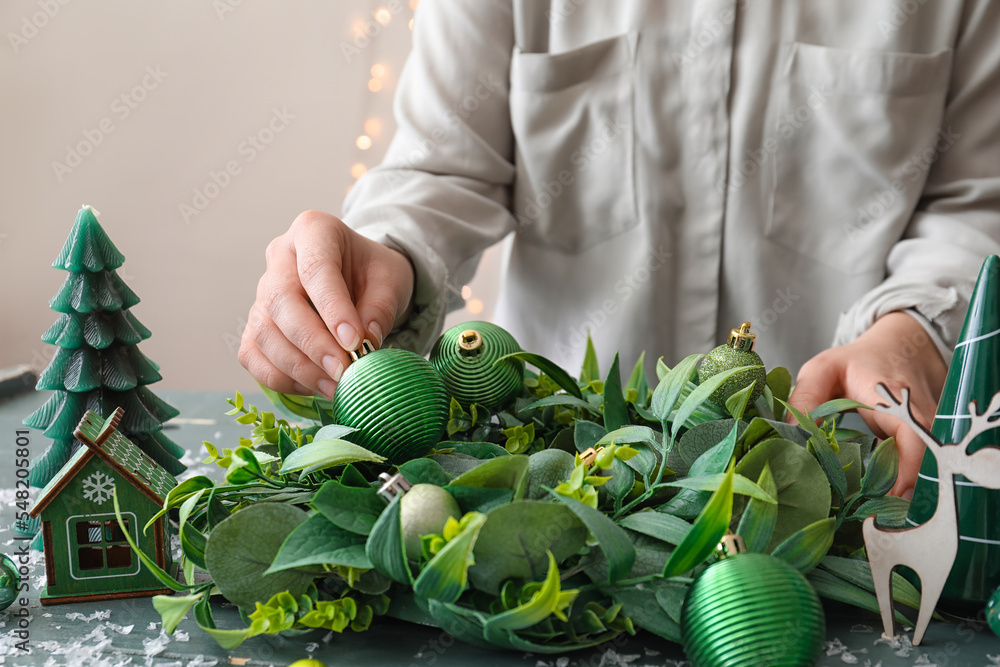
82;470;115;505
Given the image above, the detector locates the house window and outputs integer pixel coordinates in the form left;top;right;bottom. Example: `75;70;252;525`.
67;513;140;580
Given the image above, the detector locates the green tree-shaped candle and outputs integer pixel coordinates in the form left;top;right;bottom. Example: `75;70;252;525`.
23;206;186;489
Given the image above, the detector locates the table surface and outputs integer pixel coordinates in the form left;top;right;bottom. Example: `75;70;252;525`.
1;389;999;667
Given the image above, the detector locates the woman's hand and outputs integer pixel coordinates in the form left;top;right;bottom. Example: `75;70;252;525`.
239;210;415;398
788;311;948;498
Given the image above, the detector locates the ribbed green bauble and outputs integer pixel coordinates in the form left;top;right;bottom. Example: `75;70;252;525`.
429;321;524;409
698;322;767;408
331;348;449;464
682;535;824;667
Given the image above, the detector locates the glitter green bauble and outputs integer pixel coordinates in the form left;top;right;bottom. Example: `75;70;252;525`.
698;322;767;408
429;321;524;409
331;348;449;464
988;586;1000;638
682;537;825;667
0;554;19;612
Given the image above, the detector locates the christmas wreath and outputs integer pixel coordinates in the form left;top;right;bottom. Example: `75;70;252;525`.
116;321;916;662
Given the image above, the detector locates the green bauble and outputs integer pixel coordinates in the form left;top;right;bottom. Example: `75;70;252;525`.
988;586;1000;638
698;322;766;408
0;554;19;612
332;348;449;464
429;321;524;409
682;539;825;667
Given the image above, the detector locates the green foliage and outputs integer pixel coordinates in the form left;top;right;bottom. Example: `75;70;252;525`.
141;339;908;653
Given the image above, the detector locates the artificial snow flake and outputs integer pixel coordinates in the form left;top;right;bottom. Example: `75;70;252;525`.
82;470;116;504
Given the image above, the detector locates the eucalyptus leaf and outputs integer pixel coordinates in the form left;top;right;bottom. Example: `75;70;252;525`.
848;496;911;527
610;584;682;643
278;438;385;476
725;382;756;421
522;394;601;415
449;455;529;498
603;458;635;505
810;398;872;421
861;437;899;498
603;354;630;432
662;465;734;578
265;513;370;574
651;354;702;424
414;513;487;603
740;417;808;450
808;434;848;504
676;419;746;469
311;480;386;535
203;503;312;609
671;365;762;438
660;422;741;518
654;582;689;625
617;511;691;546
765;367;792;421
574;420;608;453
735;438;831;551
444;486;513;514
807;568;912;627
548;491;636;584
819;555;923;612
770;517;836;574
397;458;453;486
620;443;658;478
365;494;411;584
445;442;511;460
496;351;582;399
469;501;588;595
737;462;778;553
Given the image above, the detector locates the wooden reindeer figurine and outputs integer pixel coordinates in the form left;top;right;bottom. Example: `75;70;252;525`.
864;383;1000;645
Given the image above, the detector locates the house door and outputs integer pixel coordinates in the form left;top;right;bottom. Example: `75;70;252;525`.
66;512;141;580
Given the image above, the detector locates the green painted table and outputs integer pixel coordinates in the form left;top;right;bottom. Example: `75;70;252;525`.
1;390;999;666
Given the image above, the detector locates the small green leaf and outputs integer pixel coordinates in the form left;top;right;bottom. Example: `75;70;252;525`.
651;354;702;424
657;472;775;504
313;424;358;441
737;462;778;553
662;465;734;578
548;490;636;583
278;438;385;476
496;352;582;399
819;555;923;612
625;351;649;407
770;517;836;574
765;367;792;421
193;591;252;649
808;567;912;627
603;354;630;432
848;495;911;527
522;394;601;415
581;334;600;384
113;489;194;592
397;458;453;486
449;455;529;497
366;494;412;584
725;382;756;421
861;437;899;498
224;447;266;485
618;511;691;546
483;551;576;635
807;434;848;504
413;512;486;603
809;398;872;421
153;592;204;634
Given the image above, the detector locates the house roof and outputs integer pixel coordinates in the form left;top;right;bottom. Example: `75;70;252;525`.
29;408;178;518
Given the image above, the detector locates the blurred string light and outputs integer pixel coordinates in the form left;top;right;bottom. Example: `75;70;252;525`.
461;285;472;299
352;2;417;181
467;299;484;315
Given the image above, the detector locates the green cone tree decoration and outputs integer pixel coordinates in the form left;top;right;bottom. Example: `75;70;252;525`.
22;206;185;492
906;254;1000;605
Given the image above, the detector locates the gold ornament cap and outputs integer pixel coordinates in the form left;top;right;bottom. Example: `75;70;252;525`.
726;322;757;353
457;329;484;356
714;532;748;561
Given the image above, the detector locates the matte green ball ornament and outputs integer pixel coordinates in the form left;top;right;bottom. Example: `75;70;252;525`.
331;345;449;464
429;321;524;409
0;554;19;612
698;322;767;408
682;534;825;667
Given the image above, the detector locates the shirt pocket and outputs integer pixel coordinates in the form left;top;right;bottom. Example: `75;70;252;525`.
765;42;953;275
509;32;639;254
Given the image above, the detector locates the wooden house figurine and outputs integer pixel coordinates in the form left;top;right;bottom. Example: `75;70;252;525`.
28;408;177;604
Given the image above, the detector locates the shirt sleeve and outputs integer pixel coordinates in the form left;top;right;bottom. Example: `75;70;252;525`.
341;0;517;354
833;0;1000;364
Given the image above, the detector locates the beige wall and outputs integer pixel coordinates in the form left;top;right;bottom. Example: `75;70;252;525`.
0;0;501;391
